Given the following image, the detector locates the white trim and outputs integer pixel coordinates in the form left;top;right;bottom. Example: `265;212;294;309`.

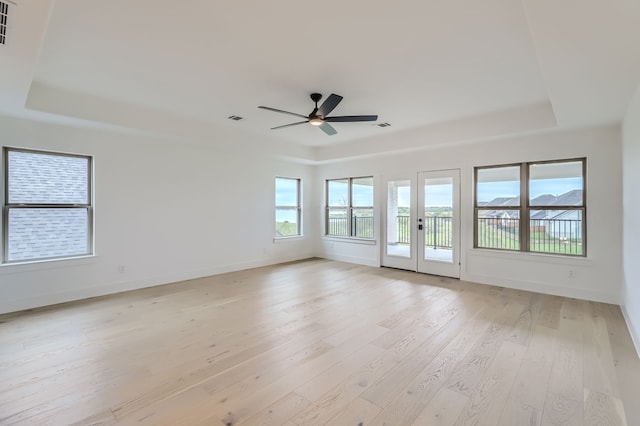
468;247;592;266
273;235;304;243
0;254;98;274
462;271;617;304
0;253;313;315
321;253;379;267
322;236;377;245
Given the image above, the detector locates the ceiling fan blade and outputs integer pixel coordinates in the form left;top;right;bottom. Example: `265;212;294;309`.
319;122;337;136
258;106;308;120
325;115;378;122
317;94;343;117
271;121;308;130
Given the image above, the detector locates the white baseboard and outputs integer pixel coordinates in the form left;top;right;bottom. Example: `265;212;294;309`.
462;272;617;304
621;304;640;359
320;253;379;267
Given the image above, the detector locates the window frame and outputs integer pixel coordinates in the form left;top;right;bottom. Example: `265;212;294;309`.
2;147;94;264
274;176;301;238
474;158;586;257
325;176;374;239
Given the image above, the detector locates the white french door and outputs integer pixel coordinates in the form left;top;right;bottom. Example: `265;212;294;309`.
382;169;460;278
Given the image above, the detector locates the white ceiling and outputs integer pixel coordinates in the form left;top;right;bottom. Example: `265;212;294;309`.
1;0;639;157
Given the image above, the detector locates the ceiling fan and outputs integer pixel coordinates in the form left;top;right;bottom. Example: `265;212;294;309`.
258;93;378;136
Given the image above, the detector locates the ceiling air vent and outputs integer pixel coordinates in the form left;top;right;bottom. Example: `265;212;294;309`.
0;1;12;46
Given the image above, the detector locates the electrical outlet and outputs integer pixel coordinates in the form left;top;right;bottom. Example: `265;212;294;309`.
568;270;575;278
118;264;126;273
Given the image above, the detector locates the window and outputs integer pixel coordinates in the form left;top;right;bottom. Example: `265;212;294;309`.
275;177;301;237
326;176;374;239
475;158;585;256
2;148;93;263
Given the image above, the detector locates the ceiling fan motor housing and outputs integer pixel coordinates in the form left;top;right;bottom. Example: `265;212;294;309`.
310;93;323;104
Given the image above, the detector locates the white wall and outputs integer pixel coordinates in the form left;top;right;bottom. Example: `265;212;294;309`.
0;115;626;314
622;86;640;353
0;116;315;314
316;125;622;304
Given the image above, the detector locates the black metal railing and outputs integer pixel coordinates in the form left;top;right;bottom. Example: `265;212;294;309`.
477;217;583;254
425;216;452;248
328;216;374;238
353;216;374;238
530;218;583;255
396;216;452;248
397;215;411;244
477;217;520;250
328;217;348;236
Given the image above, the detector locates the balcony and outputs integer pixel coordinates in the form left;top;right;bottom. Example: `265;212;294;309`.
328;214;583;259
386;216;453;262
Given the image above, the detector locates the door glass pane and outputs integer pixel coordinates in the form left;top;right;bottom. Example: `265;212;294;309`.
386;180;410;258
424;177;453;262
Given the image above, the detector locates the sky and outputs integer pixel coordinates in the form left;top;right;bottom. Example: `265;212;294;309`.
275;177;584;221
326;180;373;206
275;178;299;206
396;184;452;207
275;178;300;223
478;177;583;203
389;177;583;207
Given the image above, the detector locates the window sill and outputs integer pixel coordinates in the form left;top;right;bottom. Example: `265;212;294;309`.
323;236;377;245
0;255;99;274
467;248;591;266
273;235;304;243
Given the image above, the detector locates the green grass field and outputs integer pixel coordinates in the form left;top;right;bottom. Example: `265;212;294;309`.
276;221;298;236
478;223;582;255
530;231;583;255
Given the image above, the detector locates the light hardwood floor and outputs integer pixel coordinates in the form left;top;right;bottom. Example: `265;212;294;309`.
1;258;639;425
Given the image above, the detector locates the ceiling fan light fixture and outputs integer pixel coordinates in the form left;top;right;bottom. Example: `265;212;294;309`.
258;93;378;136
309;117;324;126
